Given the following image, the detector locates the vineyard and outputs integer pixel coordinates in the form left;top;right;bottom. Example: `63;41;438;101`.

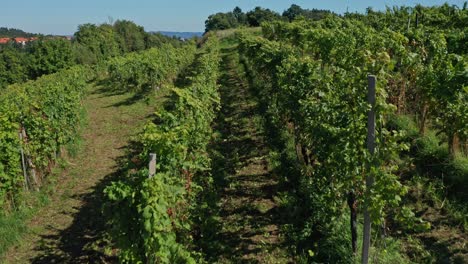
0;3;467;264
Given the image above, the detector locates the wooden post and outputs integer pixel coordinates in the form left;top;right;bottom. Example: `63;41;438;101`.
362;75;376;264
20;127;38;190
348;191;357;254
148;153;156;178
19;132;28;190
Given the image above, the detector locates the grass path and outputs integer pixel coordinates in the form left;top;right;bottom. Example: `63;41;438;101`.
206;46;292;263
3;84;159;263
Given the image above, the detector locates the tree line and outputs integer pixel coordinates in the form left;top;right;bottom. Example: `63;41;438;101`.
0;20;184;90
0;27;37;38
205;4;333;32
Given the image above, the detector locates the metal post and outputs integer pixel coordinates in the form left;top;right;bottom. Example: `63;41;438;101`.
362;75;376;264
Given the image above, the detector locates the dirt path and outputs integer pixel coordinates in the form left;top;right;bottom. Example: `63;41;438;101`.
415;206;468;263
3;84;159;263
207;46;292;263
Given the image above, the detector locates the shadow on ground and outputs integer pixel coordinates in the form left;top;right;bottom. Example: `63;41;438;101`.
200;46;291;263
27;151;131;263
26;84;152;263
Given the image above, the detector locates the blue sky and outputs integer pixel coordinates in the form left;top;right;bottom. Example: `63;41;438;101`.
1;0;465;35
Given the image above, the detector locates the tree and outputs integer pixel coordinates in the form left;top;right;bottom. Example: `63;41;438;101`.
282;4;304;21
204;7;248;32
144;33;183;49
113;20;146;52
74;23;103;62
28;38;74;78
282;4;333;21
72;43;98;65
97;24;121;57
0;27;36;38
74;23;121;63
204;6;280;31
205;6;248;32
0;47;28;87
246;7;282;27
205;13;237;32
233;6;248;25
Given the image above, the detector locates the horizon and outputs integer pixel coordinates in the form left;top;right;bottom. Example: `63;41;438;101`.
1;0;466;35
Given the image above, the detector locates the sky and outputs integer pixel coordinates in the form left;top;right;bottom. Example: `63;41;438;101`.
0;0;466;35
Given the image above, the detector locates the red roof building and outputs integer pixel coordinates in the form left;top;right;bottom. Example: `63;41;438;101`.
0;37;38;45
15;37;28;42
0;38;11;44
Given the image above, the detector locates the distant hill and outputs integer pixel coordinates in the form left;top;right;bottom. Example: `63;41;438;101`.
0;27;37;38
155;31;203;39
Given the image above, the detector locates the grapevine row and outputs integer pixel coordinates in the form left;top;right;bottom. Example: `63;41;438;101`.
238;15;466;260
106;43;196;93
0;42;197;209
262;19;467;154
0;66;96;208
238;30;411;261
104;35;221;263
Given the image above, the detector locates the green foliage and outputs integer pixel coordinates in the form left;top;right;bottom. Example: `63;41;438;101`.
113;20;147;53
204;5;292;32
0;37;76;88
0;208;31;257
104;35;220;263
0;65;95;208
345;3;468;32
246;7;283;27
27;38;75;78
449;155;468;193
238;18;415;260
0;188;50;258
0;4;465;262
387;114;419;139
106;43;196;93
145;32;185;49
74;23;122;63
72;42;99;65
409;130;468;199
282;4;334;22
205;12;241;32
0;47;28;87
0;20;183;97
0;27;37;38
74;20;184;65
238;5;467;260
205;7;248;32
